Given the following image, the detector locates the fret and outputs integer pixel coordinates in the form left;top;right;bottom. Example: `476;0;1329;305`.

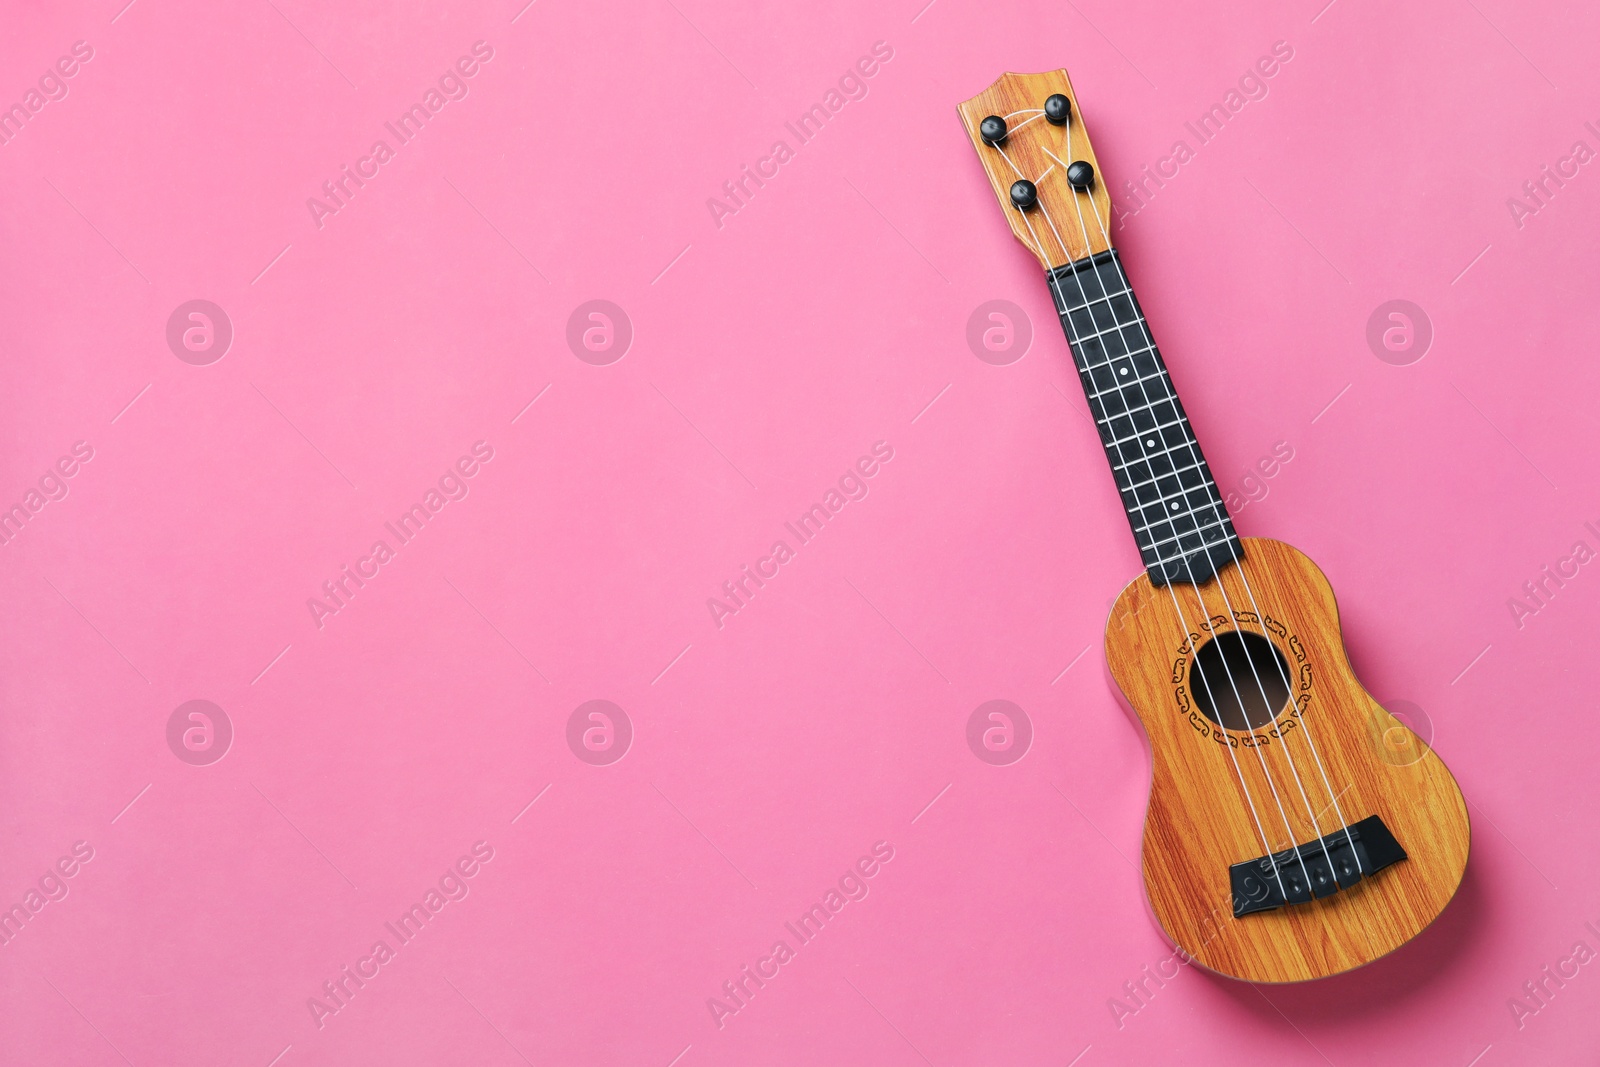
1093;386;1176;422
1053;275;1143;313
1058;282;1146;315
1127;486;1217;528
1123;468;1217;513
1069;327;1149;361
1150;536;1231;578
1052;273;1126;307
1117;457;1208;493
1088;391;1178;428
1103;415;1187;448
1131;496;1228;538
1113;422;1203;460
1110;441;1196;473
1054;289;1137;324
1086;367;1168;401
1051;247;1240;586
1102;396;1182;430
1140;512;1237;554
1049;266;1125;304
1068;318;1133;345
1150;541;1242;580
1064;291;1144;321
1107;438;1196;475
1075;347;1164;375
1126;467;1222;521
1059;292;1123;316
1107;421;1191;452
1052;263;1129;299
1132;493;1227;535
1060;295;1147;329
1065;318;1142;345
1085;350;1162;388
1086;362;1170;397
1074;323;1158;364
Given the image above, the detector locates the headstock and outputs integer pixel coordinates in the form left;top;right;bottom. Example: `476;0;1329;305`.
957;70;1114;271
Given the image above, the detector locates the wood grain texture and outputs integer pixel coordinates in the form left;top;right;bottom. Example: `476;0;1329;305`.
956;70;1113;269
1104;538;1470;983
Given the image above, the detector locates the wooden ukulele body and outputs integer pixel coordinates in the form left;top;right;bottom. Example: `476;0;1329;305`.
1105;538;1470;983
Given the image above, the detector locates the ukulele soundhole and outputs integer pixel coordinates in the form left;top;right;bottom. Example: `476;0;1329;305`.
1189;632;1291;731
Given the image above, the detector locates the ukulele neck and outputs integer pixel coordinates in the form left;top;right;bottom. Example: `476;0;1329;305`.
1048;248;1240;586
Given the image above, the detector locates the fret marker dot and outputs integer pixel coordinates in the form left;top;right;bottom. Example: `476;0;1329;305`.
1120;368;1129;375
1171;502;1181;510
1146;439;1156;447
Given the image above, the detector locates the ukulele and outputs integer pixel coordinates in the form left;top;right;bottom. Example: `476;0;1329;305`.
957;70;1469;983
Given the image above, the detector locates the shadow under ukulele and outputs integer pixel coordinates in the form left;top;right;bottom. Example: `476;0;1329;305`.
957;69;1470;983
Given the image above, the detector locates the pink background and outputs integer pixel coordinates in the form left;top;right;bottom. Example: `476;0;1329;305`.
2;0;1596;1063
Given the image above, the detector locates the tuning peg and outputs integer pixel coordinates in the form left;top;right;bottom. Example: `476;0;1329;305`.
1009;179;1038;210
980;115;1007;145
1067;161;1095;190
1044;94;1071;125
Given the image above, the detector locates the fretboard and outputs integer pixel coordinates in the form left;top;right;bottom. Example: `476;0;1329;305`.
1047;249;1241;586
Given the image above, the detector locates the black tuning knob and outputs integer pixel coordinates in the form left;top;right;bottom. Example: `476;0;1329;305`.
1009;179;1037;210
1067;161;1095;190
979;115;1007;145
1044;94;1071;125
